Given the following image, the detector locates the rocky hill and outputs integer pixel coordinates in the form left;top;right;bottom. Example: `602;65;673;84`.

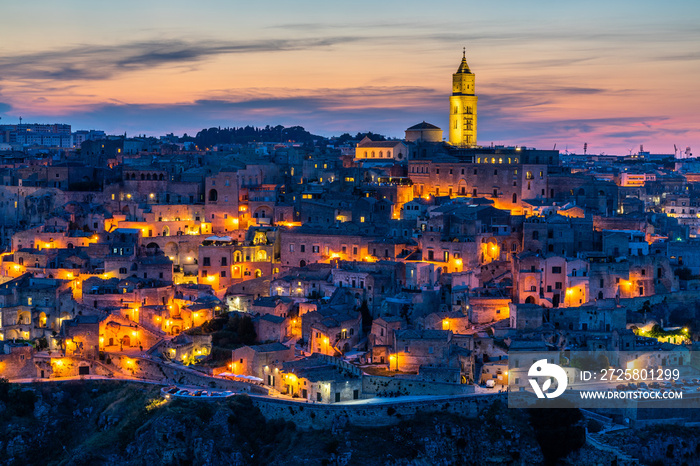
0;380;546;465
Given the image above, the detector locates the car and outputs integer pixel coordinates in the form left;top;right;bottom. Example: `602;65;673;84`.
167;387;179;394
616;384;627;391
649;382;660;389
639;382;648;389
628;383;638;390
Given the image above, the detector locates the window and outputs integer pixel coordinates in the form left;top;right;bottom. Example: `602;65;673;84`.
221;271;226;278
300;245;305;253
551;266;562;274
289;244;294;252
312;245;319;253
221;257;227;266
203;257;210;266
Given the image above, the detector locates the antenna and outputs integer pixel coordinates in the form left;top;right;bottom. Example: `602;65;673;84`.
553;143;556;150
674;144;678;157
583;142;587;155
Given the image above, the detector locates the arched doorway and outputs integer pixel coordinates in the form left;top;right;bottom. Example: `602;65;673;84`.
121;335;131;347
525;296;536;304
299;260;306;267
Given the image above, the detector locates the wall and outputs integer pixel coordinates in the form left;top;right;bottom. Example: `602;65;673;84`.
0;346;36;379
106;353;268;395
250;392;502;430
363;375;475;396
468;297;511;324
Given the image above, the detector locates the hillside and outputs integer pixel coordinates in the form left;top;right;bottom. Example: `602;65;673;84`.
0;380;546;465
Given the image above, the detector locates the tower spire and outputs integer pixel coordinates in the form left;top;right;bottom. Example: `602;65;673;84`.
457;49;471;74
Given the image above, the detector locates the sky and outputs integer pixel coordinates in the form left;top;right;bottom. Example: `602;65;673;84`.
0;0;698;155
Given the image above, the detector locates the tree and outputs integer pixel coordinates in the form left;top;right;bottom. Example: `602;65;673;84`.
527;405;585;465
674;267;693;281
36;337;49;351
357;300;372;334
400;304;412;326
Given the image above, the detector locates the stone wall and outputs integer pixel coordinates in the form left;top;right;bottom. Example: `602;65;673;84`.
250;392;503;430
0;346;36;379
363;375;475;396
105;354;268;395
469;297;511;324
37;356;114;379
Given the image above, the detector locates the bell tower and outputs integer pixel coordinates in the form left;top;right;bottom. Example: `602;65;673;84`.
449;49;478;146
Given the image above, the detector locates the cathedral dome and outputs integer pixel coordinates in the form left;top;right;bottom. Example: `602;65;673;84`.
405;121;443;143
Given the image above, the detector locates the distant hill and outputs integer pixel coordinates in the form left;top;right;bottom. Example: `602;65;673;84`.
191;127;395;148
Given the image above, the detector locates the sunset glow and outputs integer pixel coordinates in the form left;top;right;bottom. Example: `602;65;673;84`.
0;1;698;154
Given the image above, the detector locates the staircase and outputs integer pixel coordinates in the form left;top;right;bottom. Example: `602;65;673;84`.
146;338;167;357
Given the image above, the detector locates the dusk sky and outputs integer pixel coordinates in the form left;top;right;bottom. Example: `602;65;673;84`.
0;0;698;154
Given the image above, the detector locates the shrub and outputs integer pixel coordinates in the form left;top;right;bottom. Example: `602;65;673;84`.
587;419;603;433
